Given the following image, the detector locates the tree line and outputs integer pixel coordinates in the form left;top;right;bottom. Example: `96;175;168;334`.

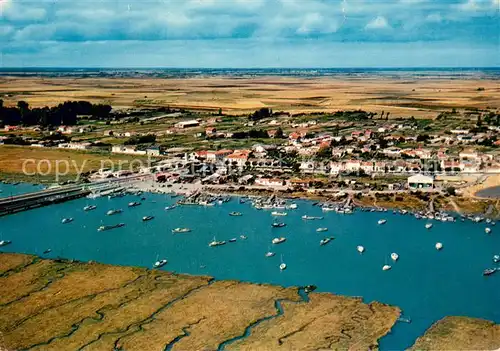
0;100;112;127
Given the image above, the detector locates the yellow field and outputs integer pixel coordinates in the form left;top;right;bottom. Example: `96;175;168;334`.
1;76;499;118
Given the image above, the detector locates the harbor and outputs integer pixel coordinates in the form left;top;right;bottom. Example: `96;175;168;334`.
0;181;499;350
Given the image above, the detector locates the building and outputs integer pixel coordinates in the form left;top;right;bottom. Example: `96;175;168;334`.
254;178;285;187
57;142;91;150
407;174;434;189
111;145;147;155
146;146;161;157
175;120;200;129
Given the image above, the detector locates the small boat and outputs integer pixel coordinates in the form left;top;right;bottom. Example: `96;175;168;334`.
165;205;177;210
493;255;500;263
98;223;125;232
240;235;247;240
142;216;154;222
316;228;328;232
320;237;334;246
486;218;492;224
172;228;191;234
382;265;392;271
288;203;298;209
229;238;237;243
485;228;492;234
272;237;286;245
83;205;97;211
304;285;317;293
271;211;287;216
61;218;73;224
208;237;226;247
265;251;275;257
302;215;323;220
279;255;286;270
43;248;52;254
357;245;365;253
153;259;168;268
128;201;141;207
239;199;245;204
391;253;399;261
435;242;443;250
106;209;123;216
229;212;242;217
378;219;387;225
483;268;497;276
272;222;286;228
0;240;12;247
322;207;336;212
425;223;433;229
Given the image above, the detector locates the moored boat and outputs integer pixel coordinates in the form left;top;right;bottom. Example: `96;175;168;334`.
0;240;12;247
240;235;247;240
229;211;242;217
391;253;399;261
357;245;365;253
271;211;287;216
165;205;177;210
142;216;154;222
43;248;51;254
106;209;123;216
265;251;275;257
425;223;433;229
382;265;392;271
61;218;73;224
493;255;500;263
435;242;443;250
302;215;323;220
172;228;191;234
279;254;286;270
154;259;168;268
304;285;317;293
316;228;328;232
485;228;492;234
378;219;387;225
128;201;141;207
483;268;497;276
208;237;226;247
272;237;286;245
98;223;125;232
229;238;237;243
320;237;334;246
272;222;286;228
83;205;97;211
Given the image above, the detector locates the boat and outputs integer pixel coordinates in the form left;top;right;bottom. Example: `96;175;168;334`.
279;254;287;270
288;203;298;209
425;223;433;229
165;205;177;210
240;235;247;240
357;245;365;253
322;207;336;212
382;265;392;271
43;248;51;254
265;251;275;257
98;223;125;232
483;268;497;276
0;240;12;247
302;215;323;220
153;259;168;268
229;212;242;217
208;237;226;247
272;237;286;245
316;228;328;232
172;228;191;234
142;216;154;222
271;211;287;216
272;222;286;228
378;219;387;225
435;242;443;250
320;237;334;246
61;218;73;224
106;209;123;216
485;228;492;234
391;253;399;261
304;285;317;293
83;205;97;211
229;238;237;243
128;201;141;207
493;255;500;263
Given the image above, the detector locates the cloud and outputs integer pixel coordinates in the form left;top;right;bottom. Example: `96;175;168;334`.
365;16;391;29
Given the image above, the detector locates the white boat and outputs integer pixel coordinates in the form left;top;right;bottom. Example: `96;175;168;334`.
391;253;399;261
0;240;12;247
378;219;387;225
357;245;365;253
107;209;123;216
322;207;336;212
240;235;247;240
61;218;73;224
142;216;154;222
229;211;242;217
288;203;298;209
265;252;275;257
172;228;191;234
208;236;226;247
382;265;392;271
316;228;328;232
435;242;443;250
279;254;287;270
302;215;323;220
153;259;167;268
271;211;287;217
425;223;433;229
485;228;492;234
272;237;286;245
83;205;97;211
165;205;177;210
128;201;141;207
320;237;334;246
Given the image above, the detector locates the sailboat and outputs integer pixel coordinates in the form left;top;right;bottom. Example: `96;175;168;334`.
279;254;287;270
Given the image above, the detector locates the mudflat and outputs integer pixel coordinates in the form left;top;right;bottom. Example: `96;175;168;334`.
1;76;499;117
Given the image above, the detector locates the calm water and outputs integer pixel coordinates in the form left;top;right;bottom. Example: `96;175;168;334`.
0;183;499;350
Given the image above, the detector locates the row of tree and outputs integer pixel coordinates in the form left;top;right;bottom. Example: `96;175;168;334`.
0;100;112;127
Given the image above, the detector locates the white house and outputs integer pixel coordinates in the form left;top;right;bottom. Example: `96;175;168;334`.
407;174;434;189
175;120;200;129
111;145;147;155
146;146;161;157
57;142;91;150
254;178;285;187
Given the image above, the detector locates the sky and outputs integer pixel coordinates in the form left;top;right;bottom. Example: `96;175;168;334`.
0;0;499;68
